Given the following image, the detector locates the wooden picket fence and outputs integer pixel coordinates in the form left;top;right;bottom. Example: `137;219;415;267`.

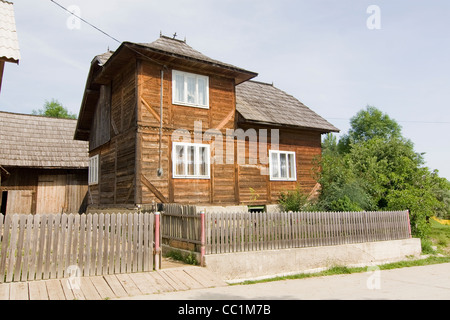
161;204;201;249
205;211;411;254
0;212;157;283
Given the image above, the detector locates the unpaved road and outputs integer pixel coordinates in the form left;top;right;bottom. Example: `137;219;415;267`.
119;263;450;300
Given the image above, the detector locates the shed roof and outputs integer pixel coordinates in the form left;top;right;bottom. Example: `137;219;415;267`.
0;0;20;63
236;81;339;133
0;111;88;168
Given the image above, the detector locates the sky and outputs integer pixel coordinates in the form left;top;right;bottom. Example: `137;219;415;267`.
1;0;449;180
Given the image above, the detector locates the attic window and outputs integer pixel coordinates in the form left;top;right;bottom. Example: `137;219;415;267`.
172;70;209;109
269;150;297;181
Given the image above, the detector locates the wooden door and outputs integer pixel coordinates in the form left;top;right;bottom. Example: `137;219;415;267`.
36;175;66;214
5;190;33;214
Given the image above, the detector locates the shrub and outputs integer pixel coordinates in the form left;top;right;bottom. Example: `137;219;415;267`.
278;187;309;212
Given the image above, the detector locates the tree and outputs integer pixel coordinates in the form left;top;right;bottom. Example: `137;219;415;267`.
32;99;77;119
338;106;402;153
315;106;449;240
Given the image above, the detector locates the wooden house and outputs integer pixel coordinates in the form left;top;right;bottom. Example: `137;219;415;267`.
0;112;89;214
74;35;339;210
0;0;20;94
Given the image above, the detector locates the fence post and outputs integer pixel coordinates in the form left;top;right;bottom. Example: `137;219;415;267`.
154;212;161;270
406;210;412;238
200;210;206;267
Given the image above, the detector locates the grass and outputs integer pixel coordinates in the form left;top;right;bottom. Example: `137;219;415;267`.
234;218;450;286
165;249;199;266
234;256;450;286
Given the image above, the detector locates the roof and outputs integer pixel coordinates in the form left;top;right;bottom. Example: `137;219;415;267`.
75;36;258;140
94;36;258;85
236;81;339;133
135;36;255;76
0;0;20;63
0;111;88;168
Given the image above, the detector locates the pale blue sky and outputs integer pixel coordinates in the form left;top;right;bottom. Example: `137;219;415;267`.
1;0;449;179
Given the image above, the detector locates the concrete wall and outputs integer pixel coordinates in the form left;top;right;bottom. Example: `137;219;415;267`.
204;238;422;282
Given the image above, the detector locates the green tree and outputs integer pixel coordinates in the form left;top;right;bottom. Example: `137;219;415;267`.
338;106;402;153
315;106;449;240
32;99;77;119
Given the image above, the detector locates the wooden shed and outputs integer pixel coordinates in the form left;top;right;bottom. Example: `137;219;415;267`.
75;35;339;210
0;111;89;214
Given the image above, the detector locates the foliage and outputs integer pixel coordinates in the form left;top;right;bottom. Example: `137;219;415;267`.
314;106;450;241
32;99;77;119
338;105;402;153
166;250;198;265
278;186;309;212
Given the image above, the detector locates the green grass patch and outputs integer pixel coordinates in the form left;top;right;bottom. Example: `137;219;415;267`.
233;255;450;286
429;219;450;255
165;249;199;266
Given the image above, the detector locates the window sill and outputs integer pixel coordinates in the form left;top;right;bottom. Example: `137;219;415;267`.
173;176;211;180
173;101;210;109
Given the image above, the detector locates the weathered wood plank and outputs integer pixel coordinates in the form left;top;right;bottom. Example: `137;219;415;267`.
46;279;66;300
103;274;128;298
9;281;28;300
6;215;19;282
115;273;142;297
13;215;26;282
28;280;49;300
90;276;116;300
80;277;102;300
0;283;10;300
128;272;158;295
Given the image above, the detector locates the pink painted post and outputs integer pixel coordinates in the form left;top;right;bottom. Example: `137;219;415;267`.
155;212;161;269
406;210;412;238
200;210;206;267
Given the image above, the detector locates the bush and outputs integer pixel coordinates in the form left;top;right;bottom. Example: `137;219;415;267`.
278;187;309;212
329;196;363;212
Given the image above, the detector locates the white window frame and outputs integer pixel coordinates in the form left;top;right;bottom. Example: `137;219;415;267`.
172;70;209;109
269;150;297;181
88;155;99;186
172;142;211;179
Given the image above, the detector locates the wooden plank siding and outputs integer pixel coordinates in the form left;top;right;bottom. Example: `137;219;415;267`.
0;169;88;215
88;58;137;208
87;57;323;208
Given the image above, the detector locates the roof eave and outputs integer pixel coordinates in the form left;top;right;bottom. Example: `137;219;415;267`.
237;118;340;134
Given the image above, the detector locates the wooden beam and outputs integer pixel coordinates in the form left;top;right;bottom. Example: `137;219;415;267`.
0;61;4;94
214;109;234;131
141;175;168;203
141;97;161;123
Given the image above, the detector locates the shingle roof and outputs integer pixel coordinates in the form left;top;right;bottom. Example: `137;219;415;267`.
0;0;20;63
136;36;252;74
236;81;339;133
0;112;88;168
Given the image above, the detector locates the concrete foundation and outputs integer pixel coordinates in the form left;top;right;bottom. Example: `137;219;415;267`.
204;238;422;282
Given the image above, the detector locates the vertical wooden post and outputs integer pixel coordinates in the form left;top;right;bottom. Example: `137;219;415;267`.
200;210;206;267
406;210;412;239
154;212;161;270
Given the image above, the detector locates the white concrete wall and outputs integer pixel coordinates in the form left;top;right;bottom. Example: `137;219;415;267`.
204;238;422;282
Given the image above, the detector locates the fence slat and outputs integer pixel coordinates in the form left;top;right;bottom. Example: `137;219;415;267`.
21;215;33;282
